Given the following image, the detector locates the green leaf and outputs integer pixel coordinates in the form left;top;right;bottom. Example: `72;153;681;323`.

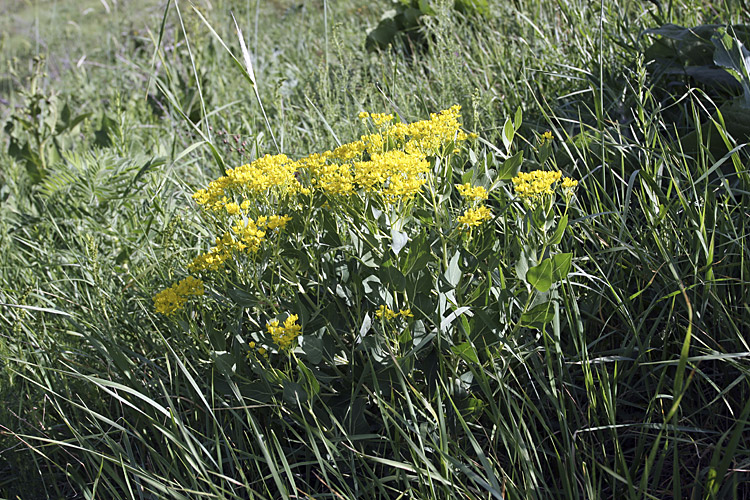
366;17;399;51
712;28;750;104
526;258;553;292
297;361;320;398
282;380;308;405
381;265;407;292
549;215;568;245
444;251;461;287
391;228;409;255
501;117;515;152
519;302;554;327
238;381;272;403
95;113;118;147
212;351;236;376
451;341;479;364
515;247;530;283
496;151;523;180
514;107;523;130
551;253;573;281
227;288;256;307
301;335;324;365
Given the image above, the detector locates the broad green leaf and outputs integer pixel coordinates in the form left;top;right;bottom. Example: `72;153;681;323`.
381;265;406;292
519;301;554;327
515;248;530;283
365;17;399;51
497;151;523;180
301;335;324;365
451;341;479;364
514;106;523;130
712;28;750;105
282;380;308;405
227;287;256;307
391;229;409;255
444;251;461;287
296;361;320;397
549;215;568;245
551;253;573;281
526;258;553;292
238;381;272;403
501;117;515;152
212;351;236;376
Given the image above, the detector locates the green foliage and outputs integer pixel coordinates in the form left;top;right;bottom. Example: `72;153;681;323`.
643;24;750;156
4;57;91;183
365;0;490;52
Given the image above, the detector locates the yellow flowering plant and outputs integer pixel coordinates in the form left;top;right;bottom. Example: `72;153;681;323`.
150;105;579;411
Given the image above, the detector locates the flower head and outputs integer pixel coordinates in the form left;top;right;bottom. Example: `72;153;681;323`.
153;276;204;316
512;170;563;199
267;314;302;352
457;206;492;229
456;182;488;202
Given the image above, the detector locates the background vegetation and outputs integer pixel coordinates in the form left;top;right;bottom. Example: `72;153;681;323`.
1;0;749;498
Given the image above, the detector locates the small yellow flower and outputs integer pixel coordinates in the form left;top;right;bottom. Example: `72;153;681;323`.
225;202;241;215
375;305;398;320
153;276;204;316
266;214;292;230
267;314;302;351
399;308;413;318
512;170;563;199
562;177;578;189
456;182;488;202
457;206;492;229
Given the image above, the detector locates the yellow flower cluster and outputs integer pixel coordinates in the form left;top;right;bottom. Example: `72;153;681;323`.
359;111;395;128
456;182;488;201
302;106;468;200
457;206;492;229
188;215;292;272
512;170;579;201
157;106;470;316
248;341;268;357
267;314;302;351
192;154;309;212
375;305;413;320
386;105;469;156
192;107;467;211
188;232;236;272
456;182;492;230
153;276;204;316
512;170;563;199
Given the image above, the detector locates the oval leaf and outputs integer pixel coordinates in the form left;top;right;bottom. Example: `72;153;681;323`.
526;258;553;292
549;215;568;245
451;341;479;364
551;253;573;281
519;302;555;327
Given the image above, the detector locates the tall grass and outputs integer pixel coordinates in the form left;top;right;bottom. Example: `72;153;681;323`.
1;0;749;498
